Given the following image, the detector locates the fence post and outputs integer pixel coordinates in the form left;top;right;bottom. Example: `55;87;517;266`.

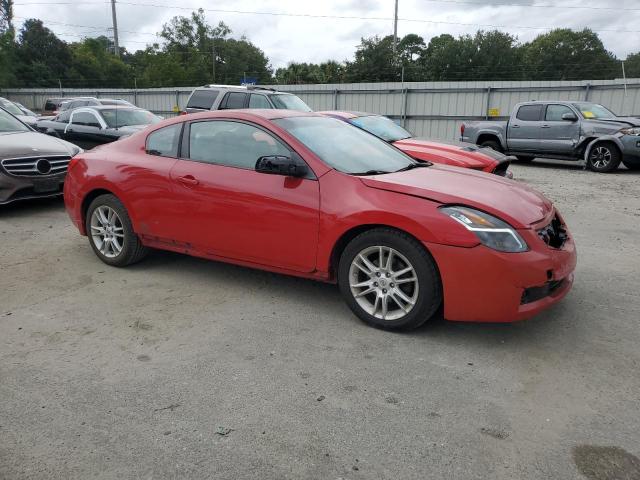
176;90;180;113
333;89;338;110
402;87;409;127
32;92;37;110
485;86;492;120
134;88;138;106
584;83;591;101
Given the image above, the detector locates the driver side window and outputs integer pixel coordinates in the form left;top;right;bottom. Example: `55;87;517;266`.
188;121;290;169
72;112;101;128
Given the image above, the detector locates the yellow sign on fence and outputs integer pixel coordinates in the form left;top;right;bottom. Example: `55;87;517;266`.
487;108;500;117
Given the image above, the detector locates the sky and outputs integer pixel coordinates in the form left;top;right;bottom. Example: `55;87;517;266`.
11;0;640;69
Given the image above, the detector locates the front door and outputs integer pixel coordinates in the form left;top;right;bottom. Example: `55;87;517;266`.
168;119;320;273
539;104;580;154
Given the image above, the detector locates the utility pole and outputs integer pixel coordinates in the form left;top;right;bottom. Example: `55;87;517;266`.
392;0;398;56
110;0;120;57
622;61;628;97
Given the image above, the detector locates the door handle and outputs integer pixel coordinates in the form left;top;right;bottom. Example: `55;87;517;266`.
177;175;199;186
541;124;551;128
511;124;519;128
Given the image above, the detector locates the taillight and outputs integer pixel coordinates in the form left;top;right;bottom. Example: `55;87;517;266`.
67;156;81;172
460;123;465;136
179;111;187;116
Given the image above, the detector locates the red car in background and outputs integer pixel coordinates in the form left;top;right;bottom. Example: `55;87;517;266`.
64;110;575;330
320;111;514;177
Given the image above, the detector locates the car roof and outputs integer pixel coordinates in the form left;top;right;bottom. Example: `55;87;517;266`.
193;84;293;95
77;105;142;111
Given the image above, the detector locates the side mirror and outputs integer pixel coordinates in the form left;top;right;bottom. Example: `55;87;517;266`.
561;112;578;122
255;155;309;178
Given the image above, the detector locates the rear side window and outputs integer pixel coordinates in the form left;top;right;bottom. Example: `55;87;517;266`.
146;123;182;157
516;105;543;121
72;112;101;127
44;99;61;111
56;111;72;122
187;89;220;110
545;104;574;121
220;92;247;109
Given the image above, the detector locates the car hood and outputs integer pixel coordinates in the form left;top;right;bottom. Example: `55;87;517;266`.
392;137;501;168
0;131;78;159
359;165;553;228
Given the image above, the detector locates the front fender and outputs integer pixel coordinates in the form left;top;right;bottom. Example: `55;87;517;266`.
583;135;624;161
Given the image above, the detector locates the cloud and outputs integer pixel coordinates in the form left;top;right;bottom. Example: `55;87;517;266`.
12;0;640;69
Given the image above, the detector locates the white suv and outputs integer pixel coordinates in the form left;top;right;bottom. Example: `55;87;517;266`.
183;85;311;114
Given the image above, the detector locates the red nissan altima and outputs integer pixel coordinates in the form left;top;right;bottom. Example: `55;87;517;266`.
64;110;576;330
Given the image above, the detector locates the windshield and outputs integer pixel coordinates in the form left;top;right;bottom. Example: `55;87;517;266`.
0;108;30;133
274;116;414;174
270;94;312;112
100;109;161;128
0;99;24;116
572;103;616;120
350;115;412;142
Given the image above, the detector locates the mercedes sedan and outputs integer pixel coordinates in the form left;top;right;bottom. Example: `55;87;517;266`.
64;110;577;330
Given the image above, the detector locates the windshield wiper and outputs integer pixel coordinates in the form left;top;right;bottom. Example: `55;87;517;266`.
350;169;392;176
394;161;432;173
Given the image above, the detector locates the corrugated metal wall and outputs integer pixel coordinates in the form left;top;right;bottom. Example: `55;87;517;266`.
3;79;640;140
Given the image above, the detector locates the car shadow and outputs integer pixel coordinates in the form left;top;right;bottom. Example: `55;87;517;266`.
514;159;639;174
0;196;65;217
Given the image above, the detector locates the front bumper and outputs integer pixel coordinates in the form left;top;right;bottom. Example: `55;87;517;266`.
0;171;66;205
425;227;577;323
619;134;640;165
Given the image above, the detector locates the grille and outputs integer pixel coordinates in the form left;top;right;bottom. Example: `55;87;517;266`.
538;215;568;248
1;155;71;177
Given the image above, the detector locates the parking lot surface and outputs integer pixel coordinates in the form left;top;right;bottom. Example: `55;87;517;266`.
1;161;640;480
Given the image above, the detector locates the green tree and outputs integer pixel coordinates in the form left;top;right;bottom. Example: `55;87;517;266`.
0;0;13;34
522;28;618;80
623;52;640;78
468;30;523;80
421;34;474;81
0;31;16;86
67;36;133;87
15;19;73;87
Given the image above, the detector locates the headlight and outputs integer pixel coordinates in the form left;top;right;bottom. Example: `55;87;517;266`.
620;127;640;136
439;206;528;253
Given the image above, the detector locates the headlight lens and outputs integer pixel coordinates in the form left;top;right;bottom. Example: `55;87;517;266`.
620;127;640;136
440;206;528;253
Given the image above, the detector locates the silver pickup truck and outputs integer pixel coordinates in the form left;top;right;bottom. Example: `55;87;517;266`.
460;101;640;172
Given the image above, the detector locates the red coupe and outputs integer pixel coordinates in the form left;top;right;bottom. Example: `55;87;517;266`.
319;111;513;177
64;110;576;330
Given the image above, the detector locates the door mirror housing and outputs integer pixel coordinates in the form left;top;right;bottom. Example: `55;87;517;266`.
255;155;309;178
561;112;578;122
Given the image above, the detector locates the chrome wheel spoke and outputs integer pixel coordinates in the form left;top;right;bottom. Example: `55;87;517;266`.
91;206;124;258
348;245;419;321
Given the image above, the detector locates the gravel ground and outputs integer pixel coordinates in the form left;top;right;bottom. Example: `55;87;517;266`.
1;160;639;480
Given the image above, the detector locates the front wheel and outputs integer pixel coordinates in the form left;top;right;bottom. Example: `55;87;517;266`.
587;142;621;173
86;194;148;267
479;139;503;153
338;228;442;330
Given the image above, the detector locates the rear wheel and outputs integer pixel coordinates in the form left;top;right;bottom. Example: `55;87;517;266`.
86;194;148;267
338;228;442;331
587;142;621;173
479;139;503;153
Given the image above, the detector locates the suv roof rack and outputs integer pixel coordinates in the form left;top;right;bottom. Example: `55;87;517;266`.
246;86;276;92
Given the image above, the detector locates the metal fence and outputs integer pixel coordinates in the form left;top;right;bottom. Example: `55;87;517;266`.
3;79;640;140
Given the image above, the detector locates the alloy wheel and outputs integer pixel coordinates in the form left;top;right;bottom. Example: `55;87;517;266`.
348;245;419;321
590;146;612;169
90;206;125;258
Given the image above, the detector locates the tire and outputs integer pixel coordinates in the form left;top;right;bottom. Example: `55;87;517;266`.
516;156;534;162
479;139;503;153
337;228;442;331
85;194;148;267
622;161;640;171
587;142;621;173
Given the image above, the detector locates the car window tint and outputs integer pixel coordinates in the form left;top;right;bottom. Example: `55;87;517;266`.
57;110;72;122
146;124;182;157
516;105;542;121
187;89;219;110
545;105;573;121
72;112;101;127
249;94;271;109
221;92;247;109
189;121;289;169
